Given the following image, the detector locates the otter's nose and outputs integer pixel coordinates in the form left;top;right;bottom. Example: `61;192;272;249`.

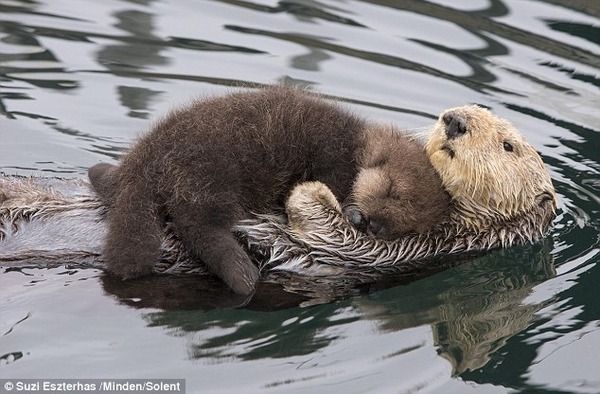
443;113;467;139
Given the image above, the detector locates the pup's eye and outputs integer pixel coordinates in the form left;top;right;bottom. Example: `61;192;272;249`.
503;141;514;152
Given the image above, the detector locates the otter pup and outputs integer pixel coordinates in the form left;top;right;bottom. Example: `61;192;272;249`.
348;125;450;238
89;86;449;295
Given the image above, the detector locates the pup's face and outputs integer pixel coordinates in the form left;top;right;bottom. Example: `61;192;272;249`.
426;105;557;225
349;167;411;239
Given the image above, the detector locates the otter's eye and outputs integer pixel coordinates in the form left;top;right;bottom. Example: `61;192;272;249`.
503;141;514;152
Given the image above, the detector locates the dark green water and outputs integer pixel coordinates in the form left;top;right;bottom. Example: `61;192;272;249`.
1;1;599;393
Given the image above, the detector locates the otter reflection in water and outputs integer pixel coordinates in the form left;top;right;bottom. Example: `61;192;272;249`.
96;236;555;377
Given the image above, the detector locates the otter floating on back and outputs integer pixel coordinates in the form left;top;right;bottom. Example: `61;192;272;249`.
0;99;556;287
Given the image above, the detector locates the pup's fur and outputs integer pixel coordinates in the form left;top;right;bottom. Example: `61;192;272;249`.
89;86;449;295
351;125;450;238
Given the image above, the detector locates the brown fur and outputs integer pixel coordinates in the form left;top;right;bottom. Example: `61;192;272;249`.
352;125;450;238
89;86;449;295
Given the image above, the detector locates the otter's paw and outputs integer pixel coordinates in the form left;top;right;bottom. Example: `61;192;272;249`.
287;181;341;218
106;260;154;280
288;181;341;212
286;181;343;234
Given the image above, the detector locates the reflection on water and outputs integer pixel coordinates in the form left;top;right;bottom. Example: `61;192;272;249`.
98;239;555;377
357;240;556;376
97;9;166;119
1;0;599;392
432;247;554;375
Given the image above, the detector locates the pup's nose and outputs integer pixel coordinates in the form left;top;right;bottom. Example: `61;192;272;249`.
443;113;467;139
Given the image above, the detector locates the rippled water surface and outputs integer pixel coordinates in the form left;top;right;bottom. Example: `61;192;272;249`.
1;1;599;393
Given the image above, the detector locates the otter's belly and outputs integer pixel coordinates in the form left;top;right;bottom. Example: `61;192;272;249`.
1;175;548;282
0;175;288;276
0;175;426;278
1;177;104;267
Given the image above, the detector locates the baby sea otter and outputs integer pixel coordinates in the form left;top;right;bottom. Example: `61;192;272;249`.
89;86;450;295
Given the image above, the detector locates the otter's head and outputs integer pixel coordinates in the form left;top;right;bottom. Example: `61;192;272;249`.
426;105;557;231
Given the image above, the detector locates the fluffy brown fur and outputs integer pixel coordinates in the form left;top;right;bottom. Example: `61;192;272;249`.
89;86;449;295
351;125;450;238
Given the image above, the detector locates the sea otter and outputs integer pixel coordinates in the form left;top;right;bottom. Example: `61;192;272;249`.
88;86;450;295
0;103;556;292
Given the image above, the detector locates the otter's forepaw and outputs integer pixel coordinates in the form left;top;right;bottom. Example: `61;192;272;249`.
343;205;369;233
287;182;342;213
286;182;343;235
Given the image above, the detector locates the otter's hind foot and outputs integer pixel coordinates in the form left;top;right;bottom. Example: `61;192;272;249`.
103;248;157;280
88;162;120;206
196;234;260;296
224;253;260;296
102;226;161;280
101;186;163;280
169;204;260;296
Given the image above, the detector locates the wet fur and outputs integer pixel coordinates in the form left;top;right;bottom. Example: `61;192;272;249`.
90;86;449;295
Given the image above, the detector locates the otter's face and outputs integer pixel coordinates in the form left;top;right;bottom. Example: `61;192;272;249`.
426;105;557;227
349;167;404;239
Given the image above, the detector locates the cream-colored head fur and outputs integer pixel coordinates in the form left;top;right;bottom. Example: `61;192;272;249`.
426;105;557;230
